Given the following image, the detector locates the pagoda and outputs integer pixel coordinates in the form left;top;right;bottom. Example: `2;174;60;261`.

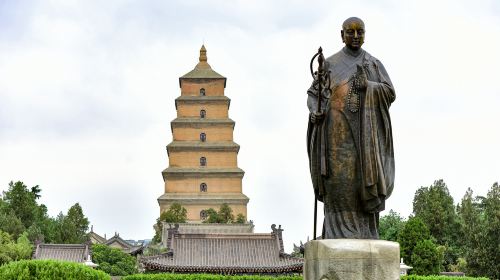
158;45;249;222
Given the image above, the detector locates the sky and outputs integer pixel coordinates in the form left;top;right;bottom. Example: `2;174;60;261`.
1;0;499;252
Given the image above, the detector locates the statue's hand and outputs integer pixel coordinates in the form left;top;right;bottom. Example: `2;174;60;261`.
310;112;325;124
356;65;368;90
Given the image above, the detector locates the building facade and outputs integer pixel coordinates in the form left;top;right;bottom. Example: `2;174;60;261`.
158;45;249;222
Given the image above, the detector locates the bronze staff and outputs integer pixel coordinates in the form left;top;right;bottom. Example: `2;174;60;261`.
309;47;330;240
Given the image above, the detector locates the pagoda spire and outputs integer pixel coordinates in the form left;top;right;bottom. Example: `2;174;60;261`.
179;45;225;83
195;45;211;70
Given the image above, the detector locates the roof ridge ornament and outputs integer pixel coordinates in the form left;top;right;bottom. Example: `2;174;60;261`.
199;45;207;62
195;45;211;70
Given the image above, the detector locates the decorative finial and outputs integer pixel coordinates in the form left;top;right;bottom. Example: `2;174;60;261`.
199;45;207;62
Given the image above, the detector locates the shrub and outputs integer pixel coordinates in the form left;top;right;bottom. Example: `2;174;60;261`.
122;274;301;280
0;259;110;279
401;276;488;280
0;231;32;265
411;239;441;275
92;244;138;276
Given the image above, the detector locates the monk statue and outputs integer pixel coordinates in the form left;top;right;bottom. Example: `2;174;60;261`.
307;17;395;239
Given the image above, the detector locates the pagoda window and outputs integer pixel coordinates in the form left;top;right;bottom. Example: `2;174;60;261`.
200;132;206;142
200;183;207;192
200;88;206;96
200;157;207;167
200;109;206;119
200;210;208;220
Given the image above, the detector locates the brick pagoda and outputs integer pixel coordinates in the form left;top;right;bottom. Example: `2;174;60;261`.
158;45;249;222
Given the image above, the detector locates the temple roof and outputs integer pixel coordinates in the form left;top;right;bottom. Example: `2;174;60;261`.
88;226;106;244
33;244;88;263
179;45;226;86
106;234;144;256
140;227;303;274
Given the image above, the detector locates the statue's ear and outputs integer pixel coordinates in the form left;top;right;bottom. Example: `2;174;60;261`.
341;30;345;42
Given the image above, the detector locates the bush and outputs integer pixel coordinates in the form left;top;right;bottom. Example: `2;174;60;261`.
0;231;32;265
122;274;301;280
0;259;110;279
411;239;441;275
401;276;488;280
92;244;138;276
398;216;431;265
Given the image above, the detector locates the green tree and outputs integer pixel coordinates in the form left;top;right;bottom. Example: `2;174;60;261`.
398;216;430;265
218;203;234;223
412;179;460;246
203;208;220;223
152;203;187;243
92;244;138;276
1;181;56;243
457;187;487;277
482;182;500;279
0;209;25;239
2;181;40;229
51;203;89;244
411;239;441;275
235;213;246;224
203;204;236;224
161;203;188;223
0;230;33;265
379;209;405;241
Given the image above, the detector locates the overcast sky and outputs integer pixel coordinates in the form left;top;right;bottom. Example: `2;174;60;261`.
1;0;499;251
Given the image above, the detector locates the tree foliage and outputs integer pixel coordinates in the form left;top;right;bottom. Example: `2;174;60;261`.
161;203;188;223
217;203;234;223
203;204;239;224
379;209;405;242
235;213;246;224
411;239;441;276
457;183;500;279
0;230;33;266
92;244;138;276
53;203;90;244
398;216;430;265
412;179;460;246
152;203;187;243
1;181;90;245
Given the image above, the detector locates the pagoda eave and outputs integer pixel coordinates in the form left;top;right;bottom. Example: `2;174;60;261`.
157;193;249;206
167;141;240;153
162;168;245;180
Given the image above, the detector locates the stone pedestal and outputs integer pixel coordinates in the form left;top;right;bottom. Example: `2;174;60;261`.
304;239;400;280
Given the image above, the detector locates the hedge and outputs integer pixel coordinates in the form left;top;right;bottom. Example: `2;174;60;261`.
401;276;489;280
122;274;490;280
0;259;110;280
122;274;301;280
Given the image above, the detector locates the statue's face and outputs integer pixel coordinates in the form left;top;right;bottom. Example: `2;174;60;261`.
341;20;365;50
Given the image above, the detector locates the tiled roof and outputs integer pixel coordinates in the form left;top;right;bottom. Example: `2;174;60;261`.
33;244;88;263
106;234;144;256
88;231;106;244
179;45;226;81
141;227;303;274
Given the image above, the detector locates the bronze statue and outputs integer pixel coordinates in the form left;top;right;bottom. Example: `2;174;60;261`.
307;17;395;239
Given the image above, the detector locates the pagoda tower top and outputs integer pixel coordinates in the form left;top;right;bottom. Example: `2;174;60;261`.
180;45;226;86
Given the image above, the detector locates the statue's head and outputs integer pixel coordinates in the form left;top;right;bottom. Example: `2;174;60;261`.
341;17;365;51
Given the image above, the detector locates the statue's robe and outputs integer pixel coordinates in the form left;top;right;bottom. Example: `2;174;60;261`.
307;47;395;239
